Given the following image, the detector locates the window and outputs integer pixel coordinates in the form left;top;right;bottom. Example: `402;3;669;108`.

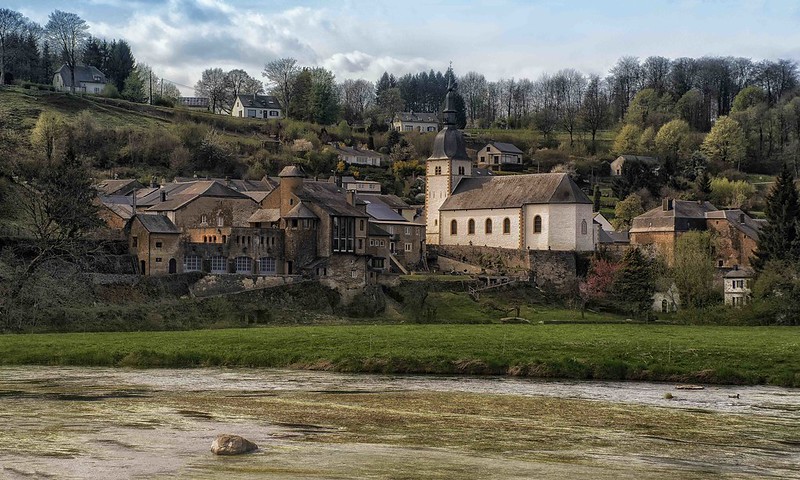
503;218;510;234
718;260;724;267
203;236;208;243
201;214;208;225
269;110;279;117
217;216;224;227
155;257;162;263
358;239;363;249
405;227;411;235
380;240;385;247
434;166;442;175
450;220;458;235
210;256;227;273
427;126;436;132
247;109;256;118
360;219;365;231
370;239;375;246
468;219;475;235
132;236;138;247
581;219;587;235
534;215;542;233
485;219;492;234
332;216;356;252
458;166;465;175
404;125;413;131
258;257;276;275
235;256;253;274
184;255;202;272
371;258;385;269
222;235;226;243
155;241;163;248
405;243;412;252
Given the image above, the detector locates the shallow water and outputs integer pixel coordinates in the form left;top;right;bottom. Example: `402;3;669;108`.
0;367;798;479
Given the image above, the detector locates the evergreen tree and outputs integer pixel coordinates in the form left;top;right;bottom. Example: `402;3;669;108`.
697;170;712;198
753;163;800;270
614;247;655;319
593;185;601;212
121;70;146;103
106;39;135;91
288;68;312;121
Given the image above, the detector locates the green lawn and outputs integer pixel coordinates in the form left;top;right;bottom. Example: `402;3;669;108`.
1;324;797;386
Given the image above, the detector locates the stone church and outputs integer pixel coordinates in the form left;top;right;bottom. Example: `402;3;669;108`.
425;82;595;252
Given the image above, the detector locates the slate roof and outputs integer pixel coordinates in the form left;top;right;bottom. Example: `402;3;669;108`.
174;177;274;193
487;142;523;154
134;214;181;234
724;268;754;279
95;179;143;196
56;64;107;86
143;181;253;212
395;112;438;123
597;229;629;244
440;173;591;211
296;181;368;217
285;203;318;219
360;193;411;210
248;208;281;224
630;200;717;233
237;94;282;110
362;198;407;222
368;223;391;237
429;125;469;161
705;209;761;240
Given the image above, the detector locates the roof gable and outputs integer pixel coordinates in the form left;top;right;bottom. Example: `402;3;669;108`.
237;94;282;110
133;214;181;233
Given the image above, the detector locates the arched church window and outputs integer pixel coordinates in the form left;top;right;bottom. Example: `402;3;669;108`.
450;220;457;235
581;219;587;235
534;215;542;233
485;218;492;234
503;218;511;234
468;219;475;235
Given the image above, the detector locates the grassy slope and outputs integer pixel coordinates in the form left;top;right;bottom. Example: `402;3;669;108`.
0;324;797;386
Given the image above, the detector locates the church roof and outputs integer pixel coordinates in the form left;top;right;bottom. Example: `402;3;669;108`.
440;173;591;211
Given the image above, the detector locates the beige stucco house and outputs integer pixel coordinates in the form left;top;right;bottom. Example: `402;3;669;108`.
393;112;439;132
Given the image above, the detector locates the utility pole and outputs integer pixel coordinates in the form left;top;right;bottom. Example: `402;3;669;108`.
149;70;153;105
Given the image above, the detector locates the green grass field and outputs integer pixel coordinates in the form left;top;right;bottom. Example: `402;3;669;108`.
1;324;797;386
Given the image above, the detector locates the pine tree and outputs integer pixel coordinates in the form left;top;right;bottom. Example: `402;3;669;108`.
614;247;655;319
697;170;712;198
592;185;601;212
753;163;800;270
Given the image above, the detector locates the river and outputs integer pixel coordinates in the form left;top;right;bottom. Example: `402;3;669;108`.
1;367;798;479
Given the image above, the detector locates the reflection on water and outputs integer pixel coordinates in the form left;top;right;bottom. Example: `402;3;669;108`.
0;367;798;479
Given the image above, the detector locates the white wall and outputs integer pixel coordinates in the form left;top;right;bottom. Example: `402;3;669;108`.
425;162;449;244
523;203;594;251
439;208;521;249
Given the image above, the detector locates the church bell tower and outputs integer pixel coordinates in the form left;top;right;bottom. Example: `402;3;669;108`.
425;77;471;245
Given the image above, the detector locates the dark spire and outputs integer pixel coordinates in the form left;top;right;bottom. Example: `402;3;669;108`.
443;76;457;127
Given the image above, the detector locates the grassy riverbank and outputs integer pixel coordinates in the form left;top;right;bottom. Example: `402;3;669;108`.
1;324;798;386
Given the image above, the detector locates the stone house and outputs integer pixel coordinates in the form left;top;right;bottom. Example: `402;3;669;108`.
231;94;283;119
610;155;659;176
97;196;134;230
629;199;761;268
358;194;426;272
140;181;259;229
127;215;182;275
393;112;439;132
53;64;107;94
724;267;753;307
476;142;524;171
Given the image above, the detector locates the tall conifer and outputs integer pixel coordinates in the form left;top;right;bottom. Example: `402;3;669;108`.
754;163;800;270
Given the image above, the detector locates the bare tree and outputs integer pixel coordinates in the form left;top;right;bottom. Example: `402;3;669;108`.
262;57;298;114
225;69;263;113
339;78;374;124
555;69;587;146
45;10;88;93
608;56;641;121
194;68;229;113
459;71;487;127
0;8;28;85
582;75;610;153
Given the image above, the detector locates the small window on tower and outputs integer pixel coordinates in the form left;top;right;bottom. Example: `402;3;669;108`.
434;166;442;175
458;166;465;175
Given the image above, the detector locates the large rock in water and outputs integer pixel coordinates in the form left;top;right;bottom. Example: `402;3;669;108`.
211;434;258;455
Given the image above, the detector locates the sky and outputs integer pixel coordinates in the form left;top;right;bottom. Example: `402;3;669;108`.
8;0;800;95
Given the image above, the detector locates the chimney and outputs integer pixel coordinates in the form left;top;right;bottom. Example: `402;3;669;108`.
662;198;673;211
346;190;356;206
160;190;166;202
132;188;137;211
739;213;745;224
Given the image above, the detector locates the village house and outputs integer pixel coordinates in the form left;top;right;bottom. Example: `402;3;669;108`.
178;97;210;110
358;194;426;272
629;199;761;268
393;111;439;132
127;215;182;275
231;94;283;119
339;176;382;194
425;81;594;252
53;64;107;94
328;143;385;167
724;267;753;307
610;155;659;176
476;142;524;171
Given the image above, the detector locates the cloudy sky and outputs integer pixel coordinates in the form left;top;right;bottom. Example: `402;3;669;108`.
8;0;800;95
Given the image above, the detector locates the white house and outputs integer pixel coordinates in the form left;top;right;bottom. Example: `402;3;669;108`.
393;112;439;132
340;177;381;193
329;143;385;167
476;142;524;170
425;83;595;252
232;94;283;119
53;64;107;94
724;268;753;307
